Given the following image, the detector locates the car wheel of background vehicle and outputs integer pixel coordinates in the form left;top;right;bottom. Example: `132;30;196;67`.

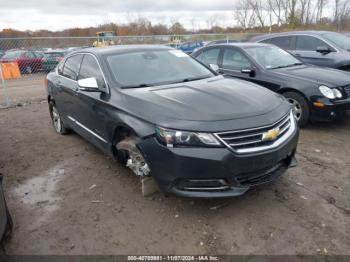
25;66;33;74
49;101;69;134
283;92;309;127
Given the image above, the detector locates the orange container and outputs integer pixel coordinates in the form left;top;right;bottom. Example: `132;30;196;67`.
0;62;21;80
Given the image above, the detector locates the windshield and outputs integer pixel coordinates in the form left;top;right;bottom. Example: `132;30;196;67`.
2;51;24;59
244;45;302;69
106;50;214;87
321;33;350;50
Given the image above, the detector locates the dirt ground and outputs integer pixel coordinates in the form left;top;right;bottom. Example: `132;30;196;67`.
0;74;46;108
0;79;349;255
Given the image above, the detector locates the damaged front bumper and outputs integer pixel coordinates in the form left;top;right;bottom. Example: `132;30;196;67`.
138;128;299;198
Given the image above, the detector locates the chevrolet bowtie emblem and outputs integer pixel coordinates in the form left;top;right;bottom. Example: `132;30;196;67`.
262;128;280;141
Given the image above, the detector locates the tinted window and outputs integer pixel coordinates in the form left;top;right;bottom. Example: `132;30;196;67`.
78;55;105;88
196;48;220;65
106;50;214;87
62;54;83;80
263;36;292;49
222;48;251;70
296;35;329;51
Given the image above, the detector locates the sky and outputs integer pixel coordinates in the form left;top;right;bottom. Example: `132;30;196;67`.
0;0;237;31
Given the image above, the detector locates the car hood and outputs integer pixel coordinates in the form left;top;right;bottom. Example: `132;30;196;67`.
118;76;288;130
273;65;350;87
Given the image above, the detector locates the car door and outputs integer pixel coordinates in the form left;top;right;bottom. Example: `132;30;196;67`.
219;47;280;92
292;35;336;67
74;53;110;152
54;54;84;124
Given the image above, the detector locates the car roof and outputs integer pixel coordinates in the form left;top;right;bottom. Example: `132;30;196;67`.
69;45;173;56
251;30;335;41
204;42;271;48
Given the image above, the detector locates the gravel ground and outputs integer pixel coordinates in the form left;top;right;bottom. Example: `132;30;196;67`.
0;80;349;255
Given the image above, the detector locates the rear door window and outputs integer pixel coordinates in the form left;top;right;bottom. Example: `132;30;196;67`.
62;54;83;80
295;35;331;51
262;36;293;50
196;47;221;65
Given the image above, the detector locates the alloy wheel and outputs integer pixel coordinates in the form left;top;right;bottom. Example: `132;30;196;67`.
52;105;62;133
287;98;302;121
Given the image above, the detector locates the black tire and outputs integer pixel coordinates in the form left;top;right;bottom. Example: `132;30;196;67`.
49;101;69;134
283;92;310;128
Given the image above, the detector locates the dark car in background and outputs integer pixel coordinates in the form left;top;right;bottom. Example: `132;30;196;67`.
43;50;67;72
250;31;350;71
0;50;43;74
178;41;204;54
46;45;298;198
192;43;350;127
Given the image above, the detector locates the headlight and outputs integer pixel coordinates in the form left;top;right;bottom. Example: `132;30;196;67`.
156;127;221;147
319;85;335;99
319;85;342;99
333;88;343;98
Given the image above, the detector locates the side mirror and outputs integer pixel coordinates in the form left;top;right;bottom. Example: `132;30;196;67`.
209;64;220;72
316;46;332;54
241;68;256;77
78;77;99;91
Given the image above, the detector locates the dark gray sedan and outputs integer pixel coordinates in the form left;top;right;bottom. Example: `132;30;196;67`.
250;31;350;71
46;45;298;198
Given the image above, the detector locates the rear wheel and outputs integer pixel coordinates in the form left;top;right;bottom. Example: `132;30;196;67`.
49;101;69;134
283;92;310;128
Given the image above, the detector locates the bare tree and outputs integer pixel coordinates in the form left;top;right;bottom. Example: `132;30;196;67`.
233;0;256;29
267;0;287;26
250;0;267;27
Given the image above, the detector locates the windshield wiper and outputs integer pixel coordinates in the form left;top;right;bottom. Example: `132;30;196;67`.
270;63;303;69
170;75;211;84
121;83;155;88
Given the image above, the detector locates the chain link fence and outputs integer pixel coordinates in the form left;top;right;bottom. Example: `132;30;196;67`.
0;33;259;108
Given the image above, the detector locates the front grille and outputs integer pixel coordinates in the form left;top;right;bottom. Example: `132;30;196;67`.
344;86;350;97
236;160;287;186
215;111;294;154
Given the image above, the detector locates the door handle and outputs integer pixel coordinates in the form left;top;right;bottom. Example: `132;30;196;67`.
294;53;301;56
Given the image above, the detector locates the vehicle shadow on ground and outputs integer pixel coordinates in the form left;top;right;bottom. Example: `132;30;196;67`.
304;116;350;131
